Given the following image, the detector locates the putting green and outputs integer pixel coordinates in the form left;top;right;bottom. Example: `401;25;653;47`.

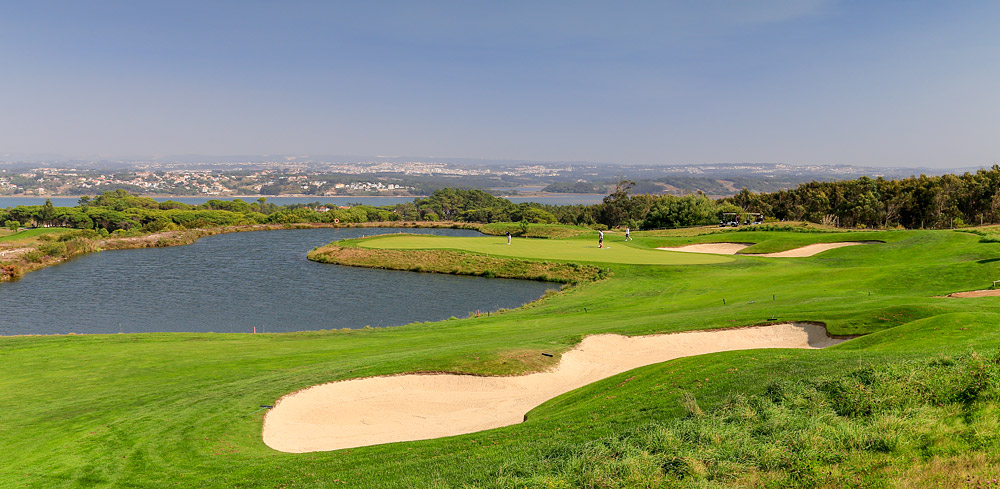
359;235;733;265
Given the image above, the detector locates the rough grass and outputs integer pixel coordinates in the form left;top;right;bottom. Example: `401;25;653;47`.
499;348;1000;488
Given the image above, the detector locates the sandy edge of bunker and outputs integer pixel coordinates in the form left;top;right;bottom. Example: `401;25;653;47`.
262;322;847;453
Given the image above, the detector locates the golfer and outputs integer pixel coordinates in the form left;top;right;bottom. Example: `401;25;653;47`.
625;227;631;241
598;230;604;248
506;230;511;245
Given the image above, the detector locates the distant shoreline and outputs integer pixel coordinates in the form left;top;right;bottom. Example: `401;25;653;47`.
0;192;605;201
0;194;429;200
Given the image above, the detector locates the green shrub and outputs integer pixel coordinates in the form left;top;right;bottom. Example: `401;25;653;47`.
38;241;67;258
21;250;44;263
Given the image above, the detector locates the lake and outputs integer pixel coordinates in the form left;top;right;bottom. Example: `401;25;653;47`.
0;228;558;335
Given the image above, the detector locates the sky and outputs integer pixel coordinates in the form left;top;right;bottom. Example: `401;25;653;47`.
0;0;997;167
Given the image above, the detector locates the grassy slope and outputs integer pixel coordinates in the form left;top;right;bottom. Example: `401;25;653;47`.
1;228;999;487
0;227;74;243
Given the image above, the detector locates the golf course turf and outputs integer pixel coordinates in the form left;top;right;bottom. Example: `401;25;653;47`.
2;226;1000;487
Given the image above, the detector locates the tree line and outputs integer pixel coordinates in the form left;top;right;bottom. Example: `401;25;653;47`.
406;168;1000;230
6;167;1000;235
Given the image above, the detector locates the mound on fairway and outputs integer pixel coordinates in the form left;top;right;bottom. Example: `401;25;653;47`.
262;322;843;453
358;235;733;265
656;242;753;254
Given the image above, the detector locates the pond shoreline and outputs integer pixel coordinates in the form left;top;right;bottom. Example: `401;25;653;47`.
1;226;559;336
309;241;606;284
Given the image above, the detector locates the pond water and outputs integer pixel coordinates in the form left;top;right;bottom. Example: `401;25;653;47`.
0;228;558;335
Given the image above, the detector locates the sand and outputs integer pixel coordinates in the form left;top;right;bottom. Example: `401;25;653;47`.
743;241;875;257
947;289;1000;298
658;241;877;257
262;322;844;453
656;242;752;254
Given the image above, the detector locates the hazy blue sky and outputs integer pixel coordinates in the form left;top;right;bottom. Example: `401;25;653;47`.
0;1;997;167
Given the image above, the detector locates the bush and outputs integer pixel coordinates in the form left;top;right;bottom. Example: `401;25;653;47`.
21;250;44;263
38;241;67;258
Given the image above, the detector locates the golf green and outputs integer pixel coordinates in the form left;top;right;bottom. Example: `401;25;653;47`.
360;234;734;265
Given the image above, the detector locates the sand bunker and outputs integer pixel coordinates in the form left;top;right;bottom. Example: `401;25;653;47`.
744;241;877;257
656;242;752;254
263;323;844;453
946;289;1000;298
658;241;878;257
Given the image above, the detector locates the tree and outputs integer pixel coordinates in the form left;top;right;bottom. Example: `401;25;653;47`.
521;207;557;224
5;220;19;232
641;194;718;229
597;179;635;227
39;199;56;226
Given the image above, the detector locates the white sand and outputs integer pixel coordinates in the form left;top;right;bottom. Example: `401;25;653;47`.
658;241;877;257
262;323;843;453
744;241;874;257
947;289;1000;298
656;242;752;254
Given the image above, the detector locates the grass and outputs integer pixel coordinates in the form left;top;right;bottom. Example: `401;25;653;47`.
358;234;734;265
479;222;594;239
1;227;1000;487
0;226;74;243
309;243;607;283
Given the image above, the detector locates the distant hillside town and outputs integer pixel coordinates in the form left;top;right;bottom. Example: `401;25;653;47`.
0;158;953;198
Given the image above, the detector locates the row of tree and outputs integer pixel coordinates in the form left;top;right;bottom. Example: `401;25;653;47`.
402;168;1000;230
8;167;1000;234
0;190;401;234
724;168;1000;229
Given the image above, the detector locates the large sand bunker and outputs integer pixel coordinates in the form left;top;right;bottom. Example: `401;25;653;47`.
656;242;752;254
658;241;878;257
263;323;844;453
946;289;1000;298
744;241;877;257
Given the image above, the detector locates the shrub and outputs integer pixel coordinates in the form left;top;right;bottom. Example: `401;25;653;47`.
21;250;44;263
38;241;67;258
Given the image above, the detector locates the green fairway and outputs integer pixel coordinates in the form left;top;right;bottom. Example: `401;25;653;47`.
360;234;734;265
2;228;1000;487
0;226;73;243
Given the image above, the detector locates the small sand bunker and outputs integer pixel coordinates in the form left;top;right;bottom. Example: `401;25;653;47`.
656;242;753;254
744;241;877;257
659;241;878;257
263;323;844;453
946;289;1000;298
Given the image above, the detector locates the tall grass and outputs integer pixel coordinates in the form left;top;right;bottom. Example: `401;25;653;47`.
494;349;1000;488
